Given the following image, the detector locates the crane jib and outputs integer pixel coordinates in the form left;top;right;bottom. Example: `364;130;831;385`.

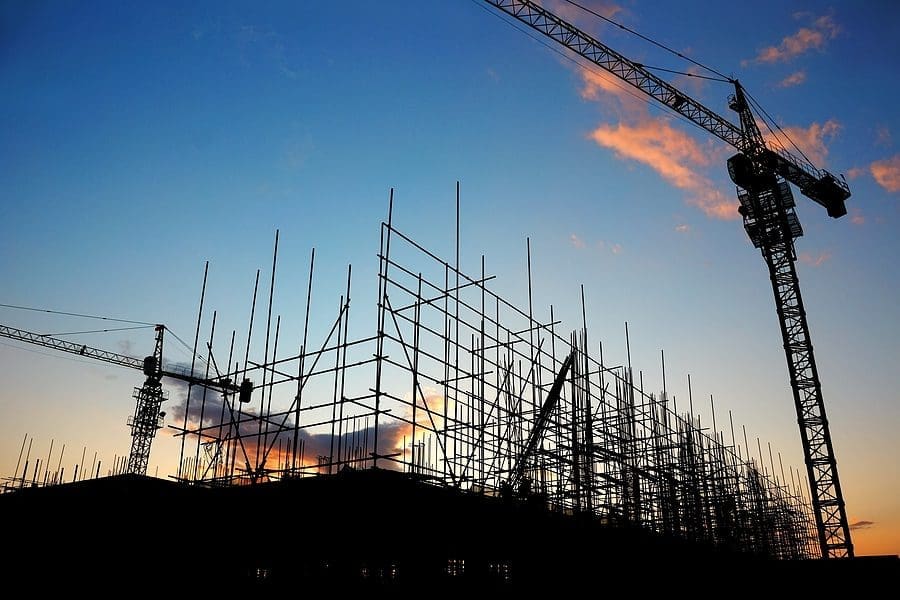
483;0;850;217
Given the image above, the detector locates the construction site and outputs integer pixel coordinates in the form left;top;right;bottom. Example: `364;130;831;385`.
1;0;898;587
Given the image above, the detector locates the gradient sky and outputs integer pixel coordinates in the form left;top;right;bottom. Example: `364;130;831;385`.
1;1;897;556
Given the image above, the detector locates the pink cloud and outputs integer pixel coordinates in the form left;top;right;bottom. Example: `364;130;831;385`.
778;70;807;88
850;208;865;225
688;187;738;220
675;224;690;233
569;233;586;249
875;126;891;147
765;119;840;166
590;121;708;187
577;54;737;221
799;250;832;267
746;15;839;65
588;120;739;220
594;239;623;255
870;155;900;193
579;67;643;115
845;166;864;180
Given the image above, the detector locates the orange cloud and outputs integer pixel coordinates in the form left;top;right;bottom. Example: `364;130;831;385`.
588;120;739;220
746;15;839;65
385;388;452;451
850;208;865;226
799;250;832;267
579;67;642;114
870;154;900;193
590;121;709;187
765;119;840;167
778;70;807;88
689;188;738;220
845;166;864;180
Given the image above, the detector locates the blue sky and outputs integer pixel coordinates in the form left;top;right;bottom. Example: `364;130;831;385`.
1;1;898;554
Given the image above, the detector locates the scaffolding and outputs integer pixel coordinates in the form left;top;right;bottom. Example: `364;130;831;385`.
170;192;818;560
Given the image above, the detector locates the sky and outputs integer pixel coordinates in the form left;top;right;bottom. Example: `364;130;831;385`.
1;0;898;556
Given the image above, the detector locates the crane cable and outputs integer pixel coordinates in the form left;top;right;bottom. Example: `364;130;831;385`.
0;302;207;366
43;325;153;337
471;0;734;144
0;302;154;325
744;88;819;173
562;0;733;82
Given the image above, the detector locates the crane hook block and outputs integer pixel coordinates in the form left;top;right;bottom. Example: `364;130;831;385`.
239;378;253;403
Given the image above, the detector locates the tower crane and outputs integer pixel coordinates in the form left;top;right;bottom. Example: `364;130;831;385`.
0;323;253;476
481;0;853;558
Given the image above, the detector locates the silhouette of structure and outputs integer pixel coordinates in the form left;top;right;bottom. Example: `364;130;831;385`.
5;194;891;586
157;194;821;563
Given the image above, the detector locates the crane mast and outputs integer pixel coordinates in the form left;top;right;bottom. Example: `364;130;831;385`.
728;86;853;559
127;325;166;476
482;0;853;558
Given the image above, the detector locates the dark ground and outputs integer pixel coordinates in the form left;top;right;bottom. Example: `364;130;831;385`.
0;468;896;591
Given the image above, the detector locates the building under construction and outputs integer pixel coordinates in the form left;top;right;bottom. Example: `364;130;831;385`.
4;199;900;587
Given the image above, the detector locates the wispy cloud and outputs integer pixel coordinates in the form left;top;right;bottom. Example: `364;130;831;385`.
589;121;709;188
875;126;892;147
571;234;623;255
593;239;623;255
870;154;900;193
845;166;864;180
849;520;875;531
744;15;839;65
579;68;639;110
675;224;690;233
777;70;807;88
799;250;832;267
766;119;840;167
849;208;865;225
588;120;738;220
576;66;738;220
166;381;416;475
